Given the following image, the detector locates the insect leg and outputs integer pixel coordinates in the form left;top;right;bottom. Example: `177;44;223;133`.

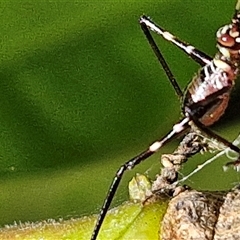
192;119;240;167
140;18;183;98
140;16;212;67
90;117;190;240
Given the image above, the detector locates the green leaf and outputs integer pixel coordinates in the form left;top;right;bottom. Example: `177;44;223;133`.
0;199;168;240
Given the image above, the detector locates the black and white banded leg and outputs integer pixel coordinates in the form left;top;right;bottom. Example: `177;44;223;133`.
90;117;191;240
139;16;212;67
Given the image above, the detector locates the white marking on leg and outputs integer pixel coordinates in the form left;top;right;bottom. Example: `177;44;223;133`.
162;31;174;41
141;18;164;36
186;45;195;54
141;18;175;43
149;118;189;153
173;117;190;133
149;141;162;152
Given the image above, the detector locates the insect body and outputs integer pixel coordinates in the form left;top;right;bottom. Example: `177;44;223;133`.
91;1;240;239
184;33;239;127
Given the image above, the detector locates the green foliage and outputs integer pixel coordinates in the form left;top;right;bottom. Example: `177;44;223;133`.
0;200;168;240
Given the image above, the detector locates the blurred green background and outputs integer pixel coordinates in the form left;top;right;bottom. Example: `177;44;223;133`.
0;0;240;228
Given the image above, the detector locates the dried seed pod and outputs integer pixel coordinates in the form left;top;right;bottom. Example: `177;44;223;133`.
161;187;240;240
215;186;240;240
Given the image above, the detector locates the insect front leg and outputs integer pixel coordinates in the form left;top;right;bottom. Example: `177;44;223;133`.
139;16;212;67
90;117;190;240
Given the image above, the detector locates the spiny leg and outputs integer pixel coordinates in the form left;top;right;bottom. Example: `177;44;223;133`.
90;117;190;240
139;16;212;67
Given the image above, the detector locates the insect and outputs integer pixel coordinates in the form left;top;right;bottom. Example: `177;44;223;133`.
91;1;240;239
